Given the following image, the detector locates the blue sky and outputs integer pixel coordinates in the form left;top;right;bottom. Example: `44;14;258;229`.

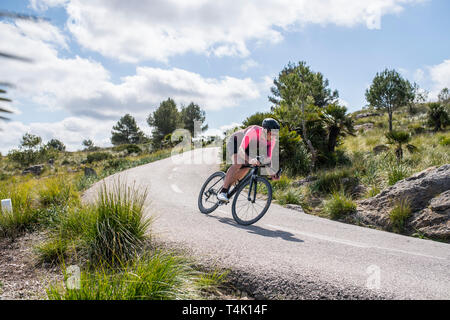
0;0;449;152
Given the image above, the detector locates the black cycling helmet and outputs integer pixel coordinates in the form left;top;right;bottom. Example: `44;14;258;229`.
262;118;280;130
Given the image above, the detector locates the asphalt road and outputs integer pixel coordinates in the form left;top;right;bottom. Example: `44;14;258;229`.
83;148;450;299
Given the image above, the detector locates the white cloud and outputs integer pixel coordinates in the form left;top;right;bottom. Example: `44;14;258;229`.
411;59;450;101
428;59;450;99
15;19;69;49
29;0;69;11
241;59;259;72
0;20;111;112
29;0;425;62
0;19;263;152
204;122;242;138
1;20;261;119
61;66;261;120
0;117;114;154
413;68;425;82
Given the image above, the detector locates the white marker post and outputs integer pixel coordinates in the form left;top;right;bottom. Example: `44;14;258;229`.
1;199;13;214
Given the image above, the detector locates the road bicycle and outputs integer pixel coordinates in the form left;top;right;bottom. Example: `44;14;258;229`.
198;162;280;225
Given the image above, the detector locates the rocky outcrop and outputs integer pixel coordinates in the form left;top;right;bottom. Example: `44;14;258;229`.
84;167;97;178
292;175;317;187
22;165;44;176
410;190;450;240
354;122;374;132
354;112;381;119
354;164;450;240
373;145;389;154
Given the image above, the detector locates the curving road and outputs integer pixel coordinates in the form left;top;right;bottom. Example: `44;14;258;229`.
83;148;450;299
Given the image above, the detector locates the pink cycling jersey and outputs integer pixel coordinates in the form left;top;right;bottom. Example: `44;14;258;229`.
239;125;275;160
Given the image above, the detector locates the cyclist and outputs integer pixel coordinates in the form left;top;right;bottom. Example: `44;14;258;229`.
217;118;280;202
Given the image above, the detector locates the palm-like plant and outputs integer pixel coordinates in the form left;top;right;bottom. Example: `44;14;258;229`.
321;103;355;153
0;10;40;123
0;89;12;119
427;102;449;132
385;130;417;162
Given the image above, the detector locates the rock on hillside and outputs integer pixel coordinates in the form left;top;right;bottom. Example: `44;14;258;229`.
354;164;450;240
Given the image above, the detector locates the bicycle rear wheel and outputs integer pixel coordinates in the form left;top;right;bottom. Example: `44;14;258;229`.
231;176;272;225
198;171;225;214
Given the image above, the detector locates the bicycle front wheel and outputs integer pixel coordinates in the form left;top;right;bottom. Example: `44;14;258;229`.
198;171;225;214
231;176;272;225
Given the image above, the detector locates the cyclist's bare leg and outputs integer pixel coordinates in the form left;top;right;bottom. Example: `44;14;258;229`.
223;154;249;189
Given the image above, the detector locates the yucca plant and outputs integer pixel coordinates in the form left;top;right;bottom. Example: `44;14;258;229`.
427;102;449;132
321;103;355;153
385;130;417;162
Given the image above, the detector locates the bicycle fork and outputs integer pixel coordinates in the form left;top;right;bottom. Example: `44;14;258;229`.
247;176;257;203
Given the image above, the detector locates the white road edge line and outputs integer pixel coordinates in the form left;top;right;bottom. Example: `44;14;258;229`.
265;224;447;261
171;184;183;194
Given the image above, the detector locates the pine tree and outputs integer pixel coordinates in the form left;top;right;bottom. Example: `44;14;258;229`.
111;114;145;145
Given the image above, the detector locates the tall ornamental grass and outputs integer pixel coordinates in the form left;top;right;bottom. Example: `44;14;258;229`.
83;180;152;266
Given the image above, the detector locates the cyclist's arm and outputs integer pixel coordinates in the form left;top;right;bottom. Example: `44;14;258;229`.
236;132;251;165
236;145;249;165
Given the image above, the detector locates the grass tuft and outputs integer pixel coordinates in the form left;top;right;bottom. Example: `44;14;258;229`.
274;187;304;206
84;180;152;266
311;167;358;195
47;252;204;300
38;175;79;207
0;179;38;238
323;191;357;220
389;198;412;233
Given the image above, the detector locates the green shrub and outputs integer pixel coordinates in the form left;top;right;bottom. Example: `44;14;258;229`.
387;163;409;185
287;145;312;176
389;198;411;233
408;123;425;135
427;102;449;131
35;236;69;264
270;175;291;191
311;167;358;195
279;126;311;176
438;136;450;146
7;148;53;167
86;152;112;164
275;187;303;205
322;191;356;220
113;144;142;155
104;159;130;171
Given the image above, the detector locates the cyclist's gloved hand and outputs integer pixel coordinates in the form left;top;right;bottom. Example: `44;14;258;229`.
249;158;261;166
270;168;282;181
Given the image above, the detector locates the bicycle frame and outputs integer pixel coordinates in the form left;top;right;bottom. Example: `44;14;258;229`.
226;165;260;202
